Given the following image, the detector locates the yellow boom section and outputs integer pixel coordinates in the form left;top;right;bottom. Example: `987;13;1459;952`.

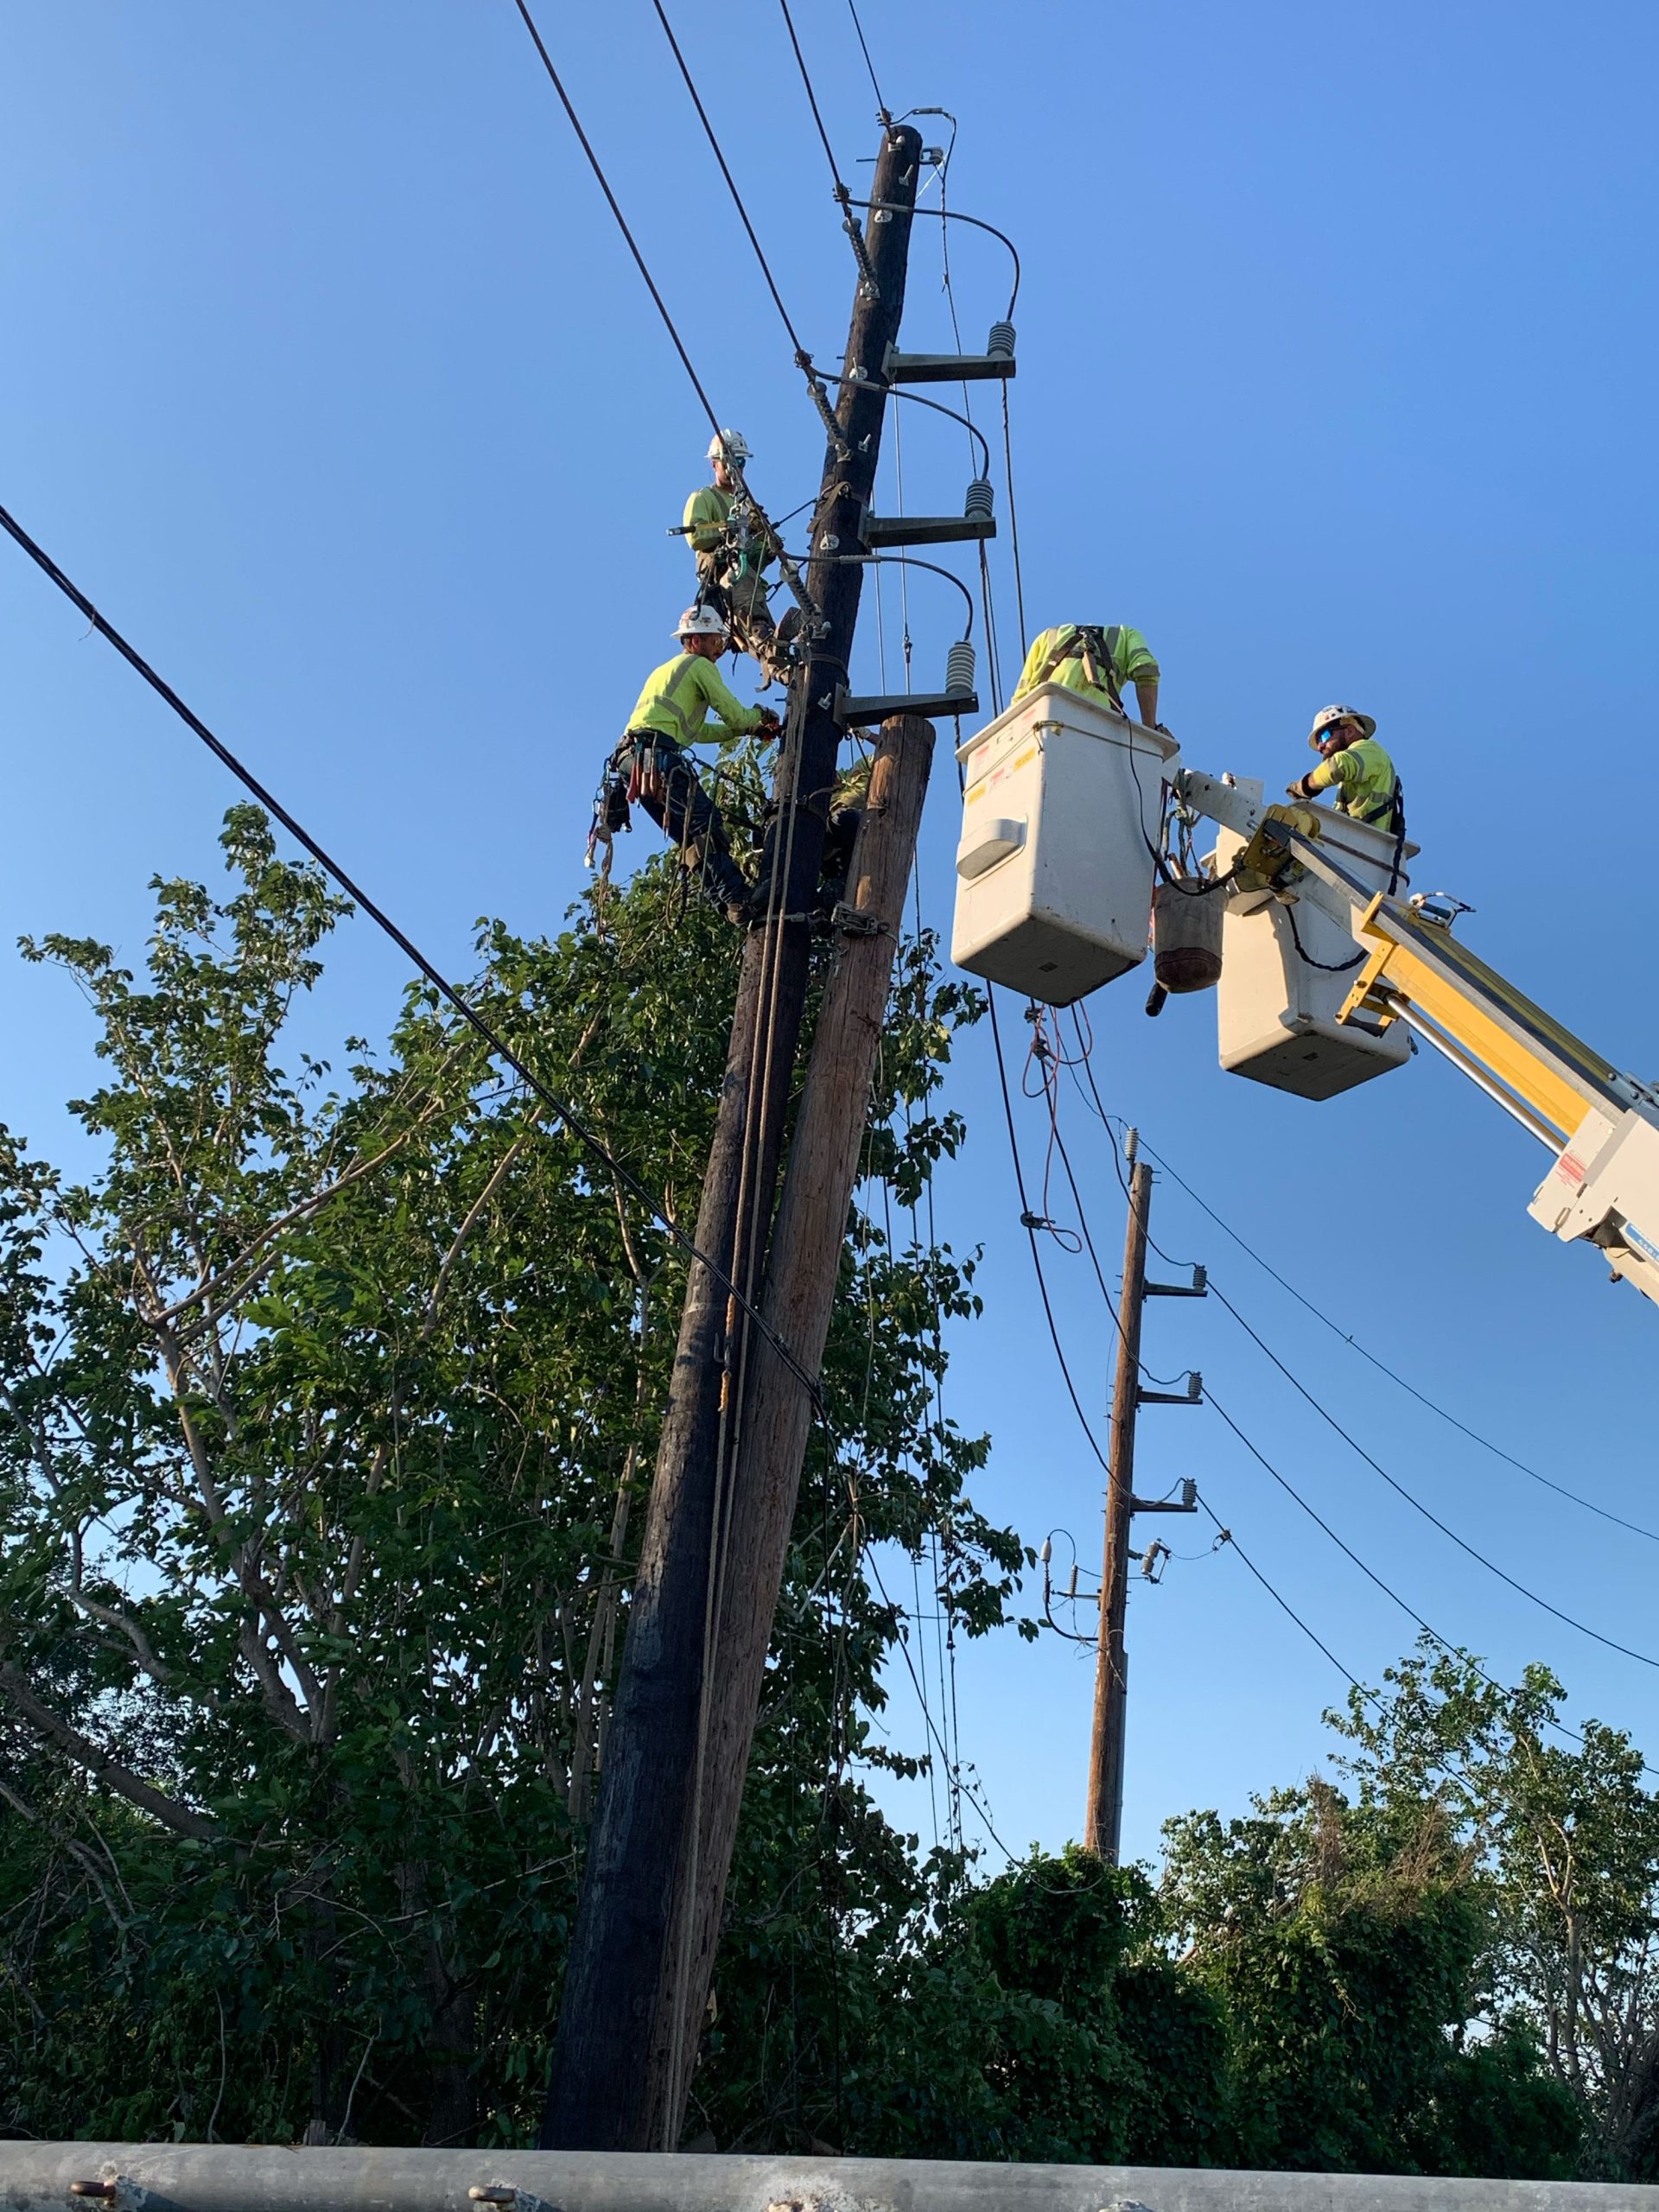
1335;898;1624;1146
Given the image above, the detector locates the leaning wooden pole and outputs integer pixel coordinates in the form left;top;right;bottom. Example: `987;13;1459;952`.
541;126;923;2154
667;713;936;2113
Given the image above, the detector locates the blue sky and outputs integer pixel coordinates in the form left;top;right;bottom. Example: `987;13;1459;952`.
3;1;1656;1871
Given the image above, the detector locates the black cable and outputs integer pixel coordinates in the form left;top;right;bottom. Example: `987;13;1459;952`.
777;0;880;291
828;550;975;637
985;990;1109;1476
1139;1136;1659;1548
0;499;823;1410
511;0;724;437
1283;898;1364;972
1204;1280;1659;1673
646;0;848;454
1205;1383;1659;1781
866;1551;1018;1865
509;0;814;617
823;372;994;478
845;0;891;123
1194;1495;1365;1694
848;200;1020;320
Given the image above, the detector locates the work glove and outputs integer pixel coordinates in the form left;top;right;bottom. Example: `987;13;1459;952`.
757;709;783;738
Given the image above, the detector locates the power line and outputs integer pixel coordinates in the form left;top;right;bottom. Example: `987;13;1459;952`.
645;0;848;454
508;0;815;616
1193;1493;1365;1695
1204;1382;1659;1782
1138;1133;1659;1548
845;0;891;123
510;0;724;437
1065;1043;1659;1663
0;499;823;1411
776;0;881;293
1205;1280;1659;1673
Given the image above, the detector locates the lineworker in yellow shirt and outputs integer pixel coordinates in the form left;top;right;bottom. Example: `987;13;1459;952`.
589;607;780;918
681;429;792;676
1012;622;1163;729
1287;704;1403;833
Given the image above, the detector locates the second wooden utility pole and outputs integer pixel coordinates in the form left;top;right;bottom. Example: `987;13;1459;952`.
542;124;925;2154
1084;1134;1203;1861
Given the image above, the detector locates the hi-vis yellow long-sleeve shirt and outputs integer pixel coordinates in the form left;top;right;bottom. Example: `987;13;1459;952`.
683;485;773;572
626;652;766;751
1306;735;1400;824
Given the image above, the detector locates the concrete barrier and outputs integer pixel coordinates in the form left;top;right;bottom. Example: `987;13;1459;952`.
0;2145;1651;2212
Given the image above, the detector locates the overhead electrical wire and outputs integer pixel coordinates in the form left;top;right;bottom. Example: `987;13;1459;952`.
508;0;813;614
1192;1495;1366;1696
1203;1382;1659;1781
0;499;823;1410
646;0;849;454
845;0;892;123
776;0;881;293
1137;1133;1659;1547
1065;1037;1659;1670
847;199;1020;321
1203;1279;1659;1672
1037;1006;1659;1770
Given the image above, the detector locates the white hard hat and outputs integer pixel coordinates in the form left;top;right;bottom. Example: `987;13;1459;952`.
1307;702;1376;750
708;428;751;466
676;604;728;639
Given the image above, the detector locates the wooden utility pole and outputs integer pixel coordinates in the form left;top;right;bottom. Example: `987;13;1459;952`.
670;713;935;2110
1084;1135;1204;1862
542;124;925;2153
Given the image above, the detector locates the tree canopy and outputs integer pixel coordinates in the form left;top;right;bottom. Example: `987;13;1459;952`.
0;804;1649;2182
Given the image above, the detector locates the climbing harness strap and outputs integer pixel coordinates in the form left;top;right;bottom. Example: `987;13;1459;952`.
1035;623;1125;711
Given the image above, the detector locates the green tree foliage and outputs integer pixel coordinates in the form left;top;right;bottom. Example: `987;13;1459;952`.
0;804;1014;2147
0;807;1644;2181
1328;1644;1659;2179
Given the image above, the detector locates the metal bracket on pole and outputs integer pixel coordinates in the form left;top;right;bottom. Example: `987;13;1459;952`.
881;342;1016;385
1135;1371;1203;1407
832;683;978;725
858;508;996;550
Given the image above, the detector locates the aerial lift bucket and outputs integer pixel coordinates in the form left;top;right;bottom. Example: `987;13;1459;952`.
951;683;1179;1007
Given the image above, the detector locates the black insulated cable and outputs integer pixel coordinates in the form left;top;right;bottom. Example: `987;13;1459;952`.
0;499;823;1409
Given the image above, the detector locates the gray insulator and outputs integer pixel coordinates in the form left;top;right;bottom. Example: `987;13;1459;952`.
987;319;1017;359
945;639;976;696
963;476;995;519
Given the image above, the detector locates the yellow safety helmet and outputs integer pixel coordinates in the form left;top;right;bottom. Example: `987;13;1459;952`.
1307;702;1376;751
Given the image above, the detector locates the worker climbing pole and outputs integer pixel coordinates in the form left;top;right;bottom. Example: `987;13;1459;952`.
541;120;927;2154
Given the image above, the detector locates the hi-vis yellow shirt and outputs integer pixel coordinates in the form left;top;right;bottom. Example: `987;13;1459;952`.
1012;623;1160;705
626;652;766;750
1307;735;1399;824
682;485;774;572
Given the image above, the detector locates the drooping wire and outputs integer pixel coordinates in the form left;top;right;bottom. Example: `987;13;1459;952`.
1070;1041;1659;1649
1204;1281;1659;1673
0;499;823;1413
822;372;994;477
846;199;1020;321
1203;1384;1659;1781
1136;1134;1659;1547
1193;1494;1366;1695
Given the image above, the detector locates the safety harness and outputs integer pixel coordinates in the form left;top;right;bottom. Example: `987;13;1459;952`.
1032;623;1127;711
